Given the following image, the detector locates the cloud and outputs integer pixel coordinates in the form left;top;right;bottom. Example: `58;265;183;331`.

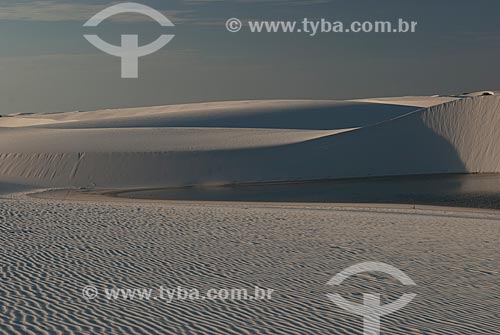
0;1;190;23
0;0;331;24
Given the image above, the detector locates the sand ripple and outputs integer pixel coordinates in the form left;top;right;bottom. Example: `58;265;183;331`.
0;198;499;334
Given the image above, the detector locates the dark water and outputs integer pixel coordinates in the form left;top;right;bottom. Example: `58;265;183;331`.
115;174;500;210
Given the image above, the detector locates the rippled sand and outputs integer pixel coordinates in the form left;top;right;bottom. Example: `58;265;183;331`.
0;195;498;334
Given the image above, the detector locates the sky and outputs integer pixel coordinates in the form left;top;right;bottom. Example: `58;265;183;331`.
0;0;499;114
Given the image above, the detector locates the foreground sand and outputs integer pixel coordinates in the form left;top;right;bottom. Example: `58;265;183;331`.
1;193;498;334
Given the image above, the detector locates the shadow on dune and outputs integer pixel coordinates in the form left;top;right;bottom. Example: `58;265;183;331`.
37;102;417;130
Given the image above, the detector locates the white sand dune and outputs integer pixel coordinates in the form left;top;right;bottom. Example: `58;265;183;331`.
0;92;499;189
2;100;416;129
1;93;499;335
0;197;498;334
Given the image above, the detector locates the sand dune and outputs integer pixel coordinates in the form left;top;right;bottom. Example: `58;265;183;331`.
1;93;499;335
0;92;499;189
0;197;498;334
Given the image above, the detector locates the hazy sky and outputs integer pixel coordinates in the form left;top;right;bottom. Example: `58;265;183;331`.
0;0;499;114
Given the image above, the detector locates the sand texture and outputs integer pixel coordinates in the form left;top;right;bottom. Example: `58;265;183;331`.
0;196;498;334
